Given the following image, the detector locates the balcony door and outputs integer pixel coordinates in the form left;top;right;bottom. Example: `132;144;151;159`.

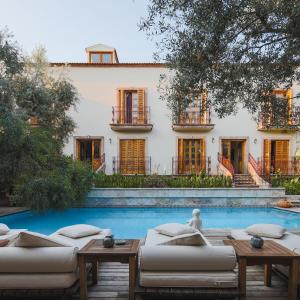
178;139;205;174
76;138;102;171
119;139;145;174
264;139;289;174
118;89;145;124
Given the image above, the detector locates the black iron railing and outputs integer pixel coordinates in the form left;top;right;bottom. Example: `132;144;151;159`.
172;156;211;175
111;106;151;125
112;156;151;175
258;106;300;130
173;109;211;125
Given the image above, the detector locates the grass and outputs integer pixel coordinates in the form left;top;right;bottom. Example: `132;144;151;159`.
94;173;232;188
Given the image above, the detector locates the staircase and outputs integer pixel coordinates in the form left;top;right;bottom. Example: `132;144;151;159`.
233;174;259;188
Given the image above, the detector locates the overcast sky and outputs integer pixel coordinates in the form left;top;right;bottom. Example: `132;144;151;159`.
0;0;157;63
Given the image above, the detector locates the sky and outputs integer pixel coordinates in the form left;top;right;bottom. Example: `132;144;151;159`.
0;0;157;63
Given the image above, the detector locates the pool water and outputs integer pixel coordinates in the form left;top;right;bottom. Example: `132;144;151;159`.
1;207;300;238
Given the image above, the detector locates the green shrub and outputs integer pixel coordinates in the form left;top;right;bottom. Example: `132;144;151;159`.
14;158;94;212
93;173;232;188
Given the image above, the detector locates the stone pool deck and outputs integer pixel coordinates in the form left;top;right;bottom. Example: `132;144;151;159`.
0;207;27;217
72;229;300;300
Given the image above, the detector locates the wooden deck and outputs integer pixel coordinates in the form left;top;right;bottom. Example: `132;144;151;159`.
73;229;300;300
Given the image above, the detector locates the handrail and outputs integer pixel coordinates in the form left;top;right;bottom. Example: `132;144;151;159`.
112;106;150;125
248;154;263;176
218;153;234;176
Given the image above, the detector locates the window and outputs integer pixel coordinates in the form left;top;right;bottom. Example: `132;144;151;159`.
102;53;112;63
89;52;113;63
90;53;101;63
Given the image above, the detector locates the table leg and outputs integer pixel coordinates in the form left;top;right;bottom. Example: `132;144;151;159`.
129;255;137;300
92;260;98;285
238;258;247;300
264;263;272;287
288;258;299;300
79;256;88;300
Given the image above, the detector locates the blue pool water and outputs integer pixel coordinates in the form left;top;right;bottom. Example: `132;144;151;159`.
1;207;300;238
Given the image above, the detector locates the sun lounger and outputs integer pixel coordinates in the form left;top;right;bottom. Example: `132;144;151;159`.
136;228;239;299
0;225;111;299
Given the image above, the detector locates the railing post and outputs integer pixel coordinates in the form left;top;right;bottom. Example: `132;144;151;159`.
172;157;174;175
149;156;151;175
208;156;211;175
112;157;116;174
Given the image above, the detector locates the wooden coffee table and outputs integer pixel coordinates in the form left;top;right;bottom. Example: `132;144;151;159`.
224;239;300;300
78;239;140;300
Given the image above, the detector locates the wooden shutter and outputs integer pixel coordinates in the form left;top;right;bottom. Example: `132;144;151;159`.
200;92;208;124
178;138;184;174
137;89;145;124
200;139;206;172
287;89;293;125
119;139;145;174
117;89;125;124
275;140;289;173
263;139;271;175
76;140;81;160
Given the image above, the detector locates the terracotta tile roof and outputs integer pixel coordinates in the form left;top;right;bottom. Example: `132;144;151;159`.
50;62;166;68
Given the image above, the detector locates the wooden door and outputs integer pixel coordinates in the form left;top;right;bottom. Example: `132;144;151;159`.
178;139;205;174
120;139;145;174
274;140;289;173
222;140;231;160
76;139;102;171
263;139;271;175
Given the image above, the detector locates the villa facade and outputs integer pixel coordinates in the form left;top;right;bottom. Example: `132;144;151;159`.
51;44;300;181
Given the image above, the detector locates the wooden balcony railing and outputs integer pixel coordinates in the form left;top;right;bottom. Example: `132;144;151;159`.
218;153;234;176
111;106;151;125
112;156;151;175
172;156;211;175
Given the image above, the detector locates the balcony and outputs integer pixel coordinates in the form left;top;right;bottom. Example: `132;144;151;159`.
257;106;300;132
110;106;153;132
172;110;214;132
112;156;151;175
172;156;211;175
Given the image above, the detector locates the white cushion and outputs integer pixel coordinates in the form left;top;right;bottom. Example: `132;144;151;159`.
158;232;207;246
14;231;67;247
0;247;78;273
57;224;101;238
246;224;286;239
0;224;9;235
139;245;236;271
154;223;197;237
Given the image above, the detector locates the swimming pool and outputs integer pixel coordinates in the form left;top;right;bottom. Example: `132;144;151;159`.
1;207;299;238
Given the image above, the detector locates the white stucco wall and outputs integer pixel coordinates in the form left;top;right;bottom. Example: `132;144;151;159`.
51;64;300;175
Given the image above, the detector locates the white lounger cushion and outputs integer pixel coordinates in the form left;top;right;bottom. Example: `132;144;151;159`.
0;224;9;235
246;224;286;238
139;270;238;287
57;224;101;238
50;229;112;249
0;273;77;289
154;223;197;237
145;229;211;247
139;245;236;271
158;232;207;246
14;231;68;247
0;247;78;273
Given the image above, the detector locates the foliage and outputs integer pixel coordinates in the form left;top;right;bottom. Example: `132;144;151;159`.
140;0;300;120
0;29;91;211
271;175;300;194
14;158;94;212
94;173;232;188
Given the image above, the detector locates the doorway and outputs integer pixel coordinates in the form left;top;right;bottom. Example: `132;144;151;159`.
76;138;102;171
221;139;246;174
